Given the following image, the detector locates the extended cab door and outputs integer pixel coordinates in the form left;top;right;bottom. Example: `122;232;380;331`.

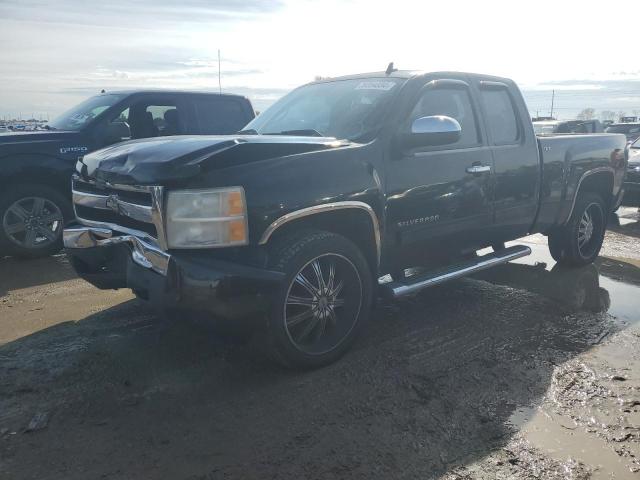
474;80;540;240
385;76;495;267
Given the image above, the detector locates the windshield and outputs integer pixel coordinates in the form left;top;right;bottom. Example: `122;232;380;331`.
632;137;640;148
48;94;126;131
243;78;404;140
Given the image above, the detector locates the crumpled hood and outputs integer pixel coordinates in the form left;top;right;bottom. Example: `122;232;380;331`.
78;134;350;185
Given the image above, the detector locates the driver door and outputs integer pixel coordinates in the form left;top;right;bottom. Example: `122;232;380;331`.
385;77;495;267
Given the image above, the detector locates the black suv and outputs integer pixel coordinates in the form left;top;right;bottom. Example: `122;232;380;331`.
0;91;254;257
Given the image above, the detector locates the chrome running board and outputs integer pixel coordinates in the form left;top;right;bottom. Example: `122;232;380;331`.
383;245;531;298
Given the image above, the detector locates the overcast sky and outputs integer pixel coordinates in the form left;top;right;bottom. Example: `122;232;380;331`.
1;0;639;120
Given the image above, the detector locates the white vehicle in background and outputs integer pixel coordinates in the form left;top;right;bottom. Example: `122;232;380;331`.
630;137;640;163
622;137;640;207
605;123;640;143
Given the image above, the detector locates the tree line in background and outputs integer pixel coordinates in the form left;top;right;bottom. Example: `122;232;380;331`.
577;108;640;121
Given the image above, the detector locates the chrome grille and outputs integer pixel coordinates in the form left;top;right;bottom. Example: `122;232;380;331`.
72;176;167;249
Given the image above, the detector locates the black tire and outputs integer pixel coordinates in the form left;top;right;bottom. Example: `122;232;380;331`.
548;192;606;267
266;230;373;369
0;184;73;258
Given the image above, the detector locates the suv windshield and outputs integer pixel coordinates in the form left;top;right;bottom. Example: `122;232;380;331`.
243;78;404;141
48;94;126;131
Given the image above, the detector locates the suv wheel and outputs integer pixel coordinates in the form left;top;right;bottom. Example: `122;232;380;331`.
548;192;606;267
0;185;73;258
266;231;372;369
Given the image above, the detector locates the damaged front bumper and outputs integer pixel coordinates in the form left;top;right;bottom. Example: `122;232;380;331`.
64;225;170;275
63;224;284;320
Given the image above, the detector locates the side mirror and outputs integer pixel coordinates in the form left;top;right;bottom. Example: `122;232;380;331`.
403;115;461;148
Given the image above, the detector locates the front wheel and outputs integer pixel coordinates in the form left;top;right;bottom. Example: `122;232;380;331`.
548;192;606;267
0;185;72;258
266;231;373;369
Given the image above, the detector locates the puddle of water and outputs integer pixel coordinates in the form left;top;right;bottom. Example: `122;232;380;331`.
510;405;637;479
615;207;639;226
508;237;640;326
499;234;640;478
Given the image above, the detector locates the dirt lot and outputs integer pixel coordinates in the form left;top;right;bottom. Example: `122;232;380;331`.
1;209;639;480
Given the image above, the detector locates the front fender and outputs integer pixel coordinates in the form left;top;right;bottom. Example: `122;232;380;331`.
186;142;386;248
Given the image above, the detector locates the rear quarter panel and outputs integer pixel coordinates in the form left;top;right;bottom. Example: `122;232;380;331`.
533;133;627;231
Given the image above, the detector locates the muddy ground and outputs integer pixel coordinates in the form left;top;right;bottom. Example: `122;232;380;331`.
1;209;639;480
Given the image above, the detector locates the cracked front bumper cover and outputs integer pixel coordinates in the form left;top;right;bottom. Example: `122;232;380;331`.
64;225;170;275
63;224;284;320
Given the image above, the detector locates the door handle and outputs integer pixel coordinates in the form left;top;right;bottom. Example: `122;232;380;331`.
466;165;491;174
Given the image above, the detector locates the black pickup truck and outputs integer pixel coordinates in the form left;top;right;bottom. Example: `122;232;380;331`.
0;91;254;257
64;70;628;368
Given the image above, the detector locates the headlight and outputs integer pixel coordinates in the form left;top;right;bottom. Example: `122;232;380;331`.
166;187;248;248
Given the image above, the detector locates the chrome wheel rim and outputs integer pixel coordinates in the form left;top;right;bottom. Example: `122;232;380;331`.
577;202;602;258
283;253;362;355
2;197;63;249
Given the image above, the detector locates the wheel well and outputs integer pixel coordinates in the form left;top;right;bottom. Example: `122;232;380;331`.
265;209;379;274
577;171;614;209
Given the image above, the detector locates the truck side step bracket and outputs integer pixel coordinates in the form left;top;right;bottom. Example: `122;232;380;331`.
382;244;531;298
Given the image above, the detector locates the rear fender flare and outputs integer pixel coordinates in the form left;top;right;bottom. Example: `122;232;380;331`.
562;167;614;224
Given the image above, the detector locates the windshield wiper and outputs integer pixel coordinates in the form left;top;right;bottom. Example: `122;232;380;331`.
264;129;324;137
237;128;258;135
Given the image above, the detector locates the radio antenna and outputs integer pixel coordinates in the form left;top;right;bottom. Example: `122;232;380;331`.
218;49;222;94
385;62;396;75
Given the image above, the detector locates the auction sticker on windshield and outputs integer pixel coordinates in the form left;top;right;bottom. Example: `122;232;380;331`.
355;81;396;91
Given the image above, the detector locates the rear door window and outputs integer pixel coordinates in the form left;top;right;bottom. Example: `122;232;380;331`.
145;104;182;136
193;97;250;134
479;88;520;145
124;98;186;139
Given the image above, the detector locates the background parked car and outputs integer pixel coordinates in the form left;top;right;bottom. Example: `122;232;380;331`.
0;91;255;258
605;122;640;142
622;136;640;206
533;119;604;135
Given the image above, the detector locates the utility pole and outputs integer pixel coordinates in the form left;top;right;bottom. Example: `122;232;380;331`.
218;49;222;94
550;89;555;119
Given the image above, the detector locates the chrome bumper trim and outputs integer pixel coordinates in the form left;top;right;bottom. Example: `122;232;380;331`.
63;225;170;276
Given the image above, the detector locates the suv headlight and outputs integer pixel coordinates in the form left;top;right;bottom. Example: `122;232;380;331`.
166;187;248;248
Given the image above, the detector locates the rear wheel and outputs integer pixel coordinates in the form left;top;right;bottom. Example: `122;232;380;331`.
0;185;72;258
548;192;606;267
266;231;372;369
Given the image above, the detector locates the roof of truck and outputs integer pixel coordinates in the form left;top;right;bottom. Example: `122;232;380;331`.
312;70;514;84
93;90;250;99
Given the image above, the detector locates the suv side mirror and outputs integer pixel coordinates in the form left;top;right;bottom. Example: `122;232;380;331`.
403;115;461;148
